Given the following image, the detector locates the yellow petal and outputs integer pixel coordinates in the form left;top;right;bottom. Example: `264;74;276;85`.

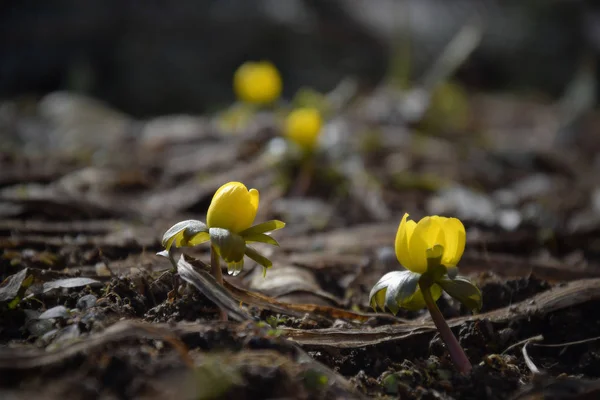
441;217;466;266
249;188;259;215
408;216;446;273
394;213;414;270
206;182;259;233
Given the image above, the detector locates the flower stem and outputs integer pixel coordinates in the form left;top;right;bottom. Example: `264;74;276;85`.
210;245;224;286
420;282;472;374
290;156;314;197
210;245;227;321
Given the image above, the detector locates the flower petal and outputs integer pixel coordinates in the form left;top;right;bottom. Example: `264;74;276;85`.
249;188;259;214
394;213;415;270
441;217;466;266
408;216;446;273
206;182;259;233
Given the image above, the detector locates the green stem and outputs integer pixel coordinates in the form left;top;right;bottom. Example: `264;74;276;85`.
210;245;224;286
420;282;472;374
210;245;227;321
165;249;180;299
290;155;314;197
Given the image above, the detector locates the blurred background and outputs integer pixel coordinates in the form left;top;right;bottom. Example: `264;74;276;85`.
2;0;600;244
3;3;600;398
1;0;598;116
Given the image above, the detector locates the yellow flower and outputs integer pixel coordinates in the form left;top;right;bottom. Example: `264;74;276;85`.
234;61;282;105
207;182;259;233
284;107;322;151
369;213;476;313
160;181;285;277
395;213;466;274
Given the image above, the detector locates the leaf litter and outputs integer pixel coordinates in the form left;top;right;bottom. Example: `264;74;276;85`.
3;47;600;400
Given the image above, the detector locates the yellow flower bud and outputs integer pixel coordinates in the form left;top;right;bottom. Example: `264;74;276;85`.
395;213;466;274
233;61;282;105
207;182;259;233
284;107;322;151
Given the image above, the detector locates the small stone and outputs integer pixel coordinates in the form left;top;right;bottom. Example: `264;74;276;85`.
497;209;522;231
76;294;98;311
25;318;55;337
38;305;71;320
95;262;112;277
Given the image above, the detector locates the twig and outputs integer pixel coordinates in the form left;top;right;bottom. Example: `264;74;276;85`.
529;335;600;349
522;341;542;375
501;335;544;355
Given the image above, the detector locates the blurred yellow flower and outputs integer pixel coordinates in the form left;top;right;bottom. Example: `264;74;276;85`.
395;213;466;274
234;61;282;105
284;107;322;151
207;182;259;233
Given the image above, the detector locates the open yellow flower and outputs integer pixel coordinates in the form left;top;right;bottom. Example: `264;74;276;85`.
234;61;282;105
395;213;466;274
370;213;480;313
369;213;479;375
160;182;285;277
284;107;322;151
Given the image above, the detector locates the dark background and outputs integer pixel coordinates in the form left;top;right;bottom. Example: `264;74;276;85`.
1;0;597;117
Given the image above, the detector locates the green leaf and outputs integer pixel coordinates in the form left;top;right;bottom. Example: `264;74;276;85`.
0;268;30;303
226;260;244;277
162;220;208;249
383;270;421;314
438;276;482;313
209;228;246;264
243;233;280;246
239;220;285;236
7;297;20;309
369;270;444;313
244;246;273;277
185;231;210;247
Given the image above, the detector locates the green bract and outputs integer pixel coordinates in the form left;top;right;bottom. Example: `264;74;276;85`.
161;219;285;277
